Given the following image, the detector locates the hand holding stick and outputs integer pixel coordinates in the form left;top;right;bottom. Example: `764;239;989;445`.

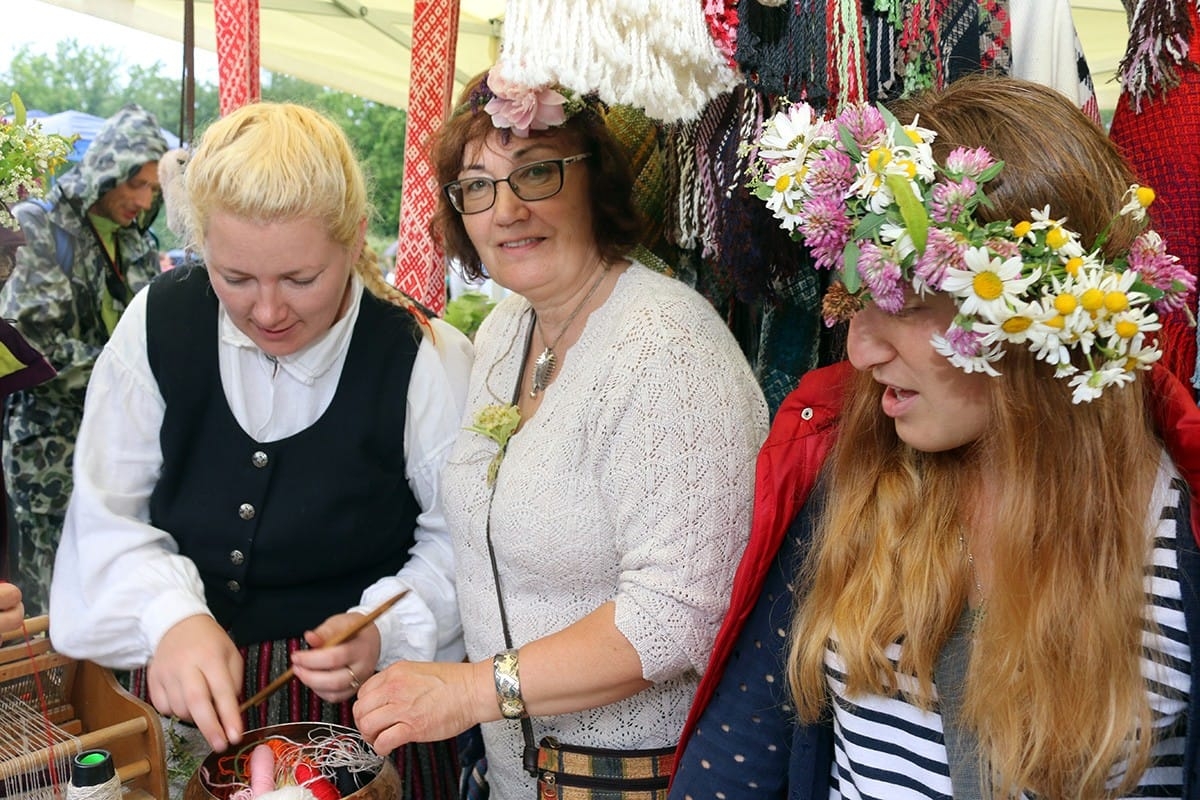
239;589;409;712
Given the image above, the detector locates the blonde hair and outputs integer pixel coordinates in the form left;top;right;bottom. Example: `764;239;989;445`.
787;77;1168;798
185;102;426;322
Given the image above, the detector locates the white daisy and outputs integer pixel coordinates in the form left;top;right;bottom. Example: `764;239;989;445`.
940;247;1038;323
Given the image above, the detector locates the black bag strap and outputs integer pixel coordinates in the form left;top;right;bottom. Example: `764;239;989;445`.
482;312;542;776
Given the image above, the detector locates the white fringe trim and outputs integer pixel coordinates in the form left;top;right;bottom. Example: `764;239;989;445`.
496;0;739;123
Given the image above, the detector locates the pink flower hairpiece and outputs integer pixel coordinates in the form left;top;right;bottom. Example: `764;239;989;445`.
483;73;568;137
460;71;592;138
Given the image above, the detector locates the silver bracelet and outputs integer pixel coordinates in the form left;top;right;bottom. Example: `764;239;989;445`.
492;648;526;719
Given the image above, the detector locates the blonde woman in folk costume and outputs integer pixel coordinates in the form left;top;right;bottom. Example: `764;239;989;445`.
669;76;1200;799
352;70;769;799
49;103;472;796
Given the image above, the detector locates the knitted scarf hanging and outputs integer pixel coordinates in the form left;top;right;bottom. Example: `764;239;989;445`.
496;0;738;122
978;0;1011;73
1109;0;1200;388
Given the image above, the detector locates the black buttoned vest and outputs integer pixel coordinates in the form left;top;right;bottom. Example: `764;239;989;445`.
146;266;420;644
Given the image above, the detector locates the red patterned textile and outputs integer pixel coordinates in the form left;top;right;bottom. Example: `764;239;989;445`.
214;0;261;115
393;0;459;316
1110;2;1200;388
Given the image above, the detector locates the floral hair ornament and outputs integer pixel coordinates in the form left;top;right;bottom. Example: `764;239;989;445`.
745;100;1196;403
461;70;591;138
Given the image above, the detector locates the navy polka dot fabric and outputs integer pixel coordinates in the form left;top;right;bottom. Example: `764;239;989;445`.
670;500;831;800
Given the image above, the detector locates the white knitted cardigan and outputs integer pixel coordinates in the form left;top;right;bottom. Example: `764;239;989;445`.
443;263;768;799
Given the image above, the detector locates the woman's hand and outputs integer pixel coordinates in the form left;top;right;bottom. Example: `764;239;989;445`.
291;611;382;704
147;614;244;752
354;660;490;756
0;583;23;633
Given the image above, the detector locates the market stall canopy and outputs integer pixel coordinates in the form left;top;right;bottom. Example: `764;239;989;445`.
29;0;1130;111
31;0;507;109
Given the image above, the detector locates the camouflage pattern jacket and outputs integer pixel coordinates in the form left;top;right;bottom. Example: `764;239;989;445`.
0;104;167;517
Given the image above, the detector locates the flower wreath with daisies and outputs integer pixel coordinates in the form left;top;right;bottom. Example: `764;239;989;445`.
457;70;599;138
745;100;1195;403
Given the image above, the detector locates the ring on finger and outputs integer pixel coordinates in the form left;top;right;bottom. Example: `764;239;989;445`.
346;665;361;691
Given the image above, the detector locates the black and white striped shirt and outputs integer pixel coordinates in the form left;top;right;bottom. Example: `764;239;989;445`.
825;461;1191;799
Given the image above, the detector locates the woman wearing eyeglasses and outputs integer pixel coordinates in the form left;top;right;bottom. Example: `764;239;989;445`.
351;70;769;799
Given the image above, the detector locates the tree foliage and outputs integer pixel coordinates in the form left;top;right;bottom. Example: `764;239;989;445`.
1;40;407;243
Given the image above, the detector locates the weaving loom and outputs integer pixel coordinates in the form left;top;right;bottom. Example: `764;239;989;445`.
0;616;167;800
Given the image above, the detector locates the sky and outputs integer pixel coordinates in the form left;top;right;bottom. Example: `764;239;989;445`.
2;0;220;83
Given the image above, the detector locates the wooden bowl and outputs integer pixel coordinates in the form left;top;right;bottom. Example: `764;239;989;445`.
183;722;400;800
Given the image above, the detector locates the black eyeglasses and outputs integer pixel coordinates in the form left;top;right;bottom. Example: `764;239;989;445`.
443;153;592;215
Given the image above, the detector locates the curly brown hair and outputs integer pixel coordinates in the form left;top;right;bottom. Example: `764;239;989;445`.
428;72;644;282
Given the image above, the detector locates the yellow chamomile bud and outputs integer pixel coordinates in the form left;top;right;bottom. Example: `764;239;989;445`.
1115;320;1139;339
1013;221;1032;238
1081;288;1105;313
1054;294;1078;315
1104;291;1129;313
1065;256;1084;277
1045;226;1069;250
774;173;792;192
901;160;917;179
1135;185;1155;208
1045;315;1066;331
1002;316;1033;334
868;147;892;172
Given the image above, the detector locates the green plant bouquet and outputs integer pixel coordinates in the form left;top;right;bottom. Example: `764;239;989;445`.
1;92;75;230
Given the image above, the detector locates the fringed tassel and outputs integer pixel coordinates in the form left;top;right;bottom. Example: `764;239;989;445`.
1117;0;1198;111
828;0;869;110
692;92;737;265
736;0;828;102
744;1;790;44
670;115;702;253
497;0;738;122
704;0;741;65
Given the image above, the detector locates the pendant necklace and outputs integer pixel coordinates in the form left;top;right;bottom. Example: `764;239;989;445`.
530;268;607;398
958;532;985;602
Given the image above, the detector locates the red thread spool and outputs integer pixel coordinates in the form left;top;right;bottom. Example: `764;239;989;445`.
294;762;341;800
184;723;396;800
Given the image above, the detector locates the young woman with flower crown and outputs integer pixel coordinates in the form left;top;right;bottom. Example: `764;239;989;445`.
351;69;769;799
669;75;1200;800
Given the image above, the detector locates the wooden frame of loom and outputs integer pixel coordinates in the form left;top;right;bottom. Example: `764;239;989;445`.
0;615;168;800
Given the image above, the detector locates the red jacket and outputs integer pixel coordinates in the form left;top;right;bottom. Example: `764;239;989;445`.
675;361;1200;760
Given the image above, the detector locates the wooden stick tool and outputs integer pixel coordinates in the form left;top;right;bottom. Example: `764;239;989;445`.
239;589;409;712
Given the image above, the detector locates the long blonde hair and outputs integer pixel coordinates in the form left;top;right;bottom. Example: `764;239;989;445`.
787;77;1167;798
185;102;427;325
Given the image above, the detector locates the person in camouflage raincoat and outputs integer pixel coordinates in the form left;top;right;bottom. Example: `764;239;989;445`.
1;103;167;614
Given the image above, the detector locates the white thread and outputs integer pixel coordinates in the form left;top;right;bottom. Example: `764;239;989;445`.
66;772;121;800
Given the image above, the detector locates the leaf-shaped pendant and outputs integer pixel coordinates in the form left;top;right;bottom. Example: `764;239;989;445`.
531;347;558;397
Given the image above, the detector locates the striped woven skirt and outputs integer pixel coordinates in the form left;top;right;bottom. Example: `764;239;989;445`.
125;636;461;800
